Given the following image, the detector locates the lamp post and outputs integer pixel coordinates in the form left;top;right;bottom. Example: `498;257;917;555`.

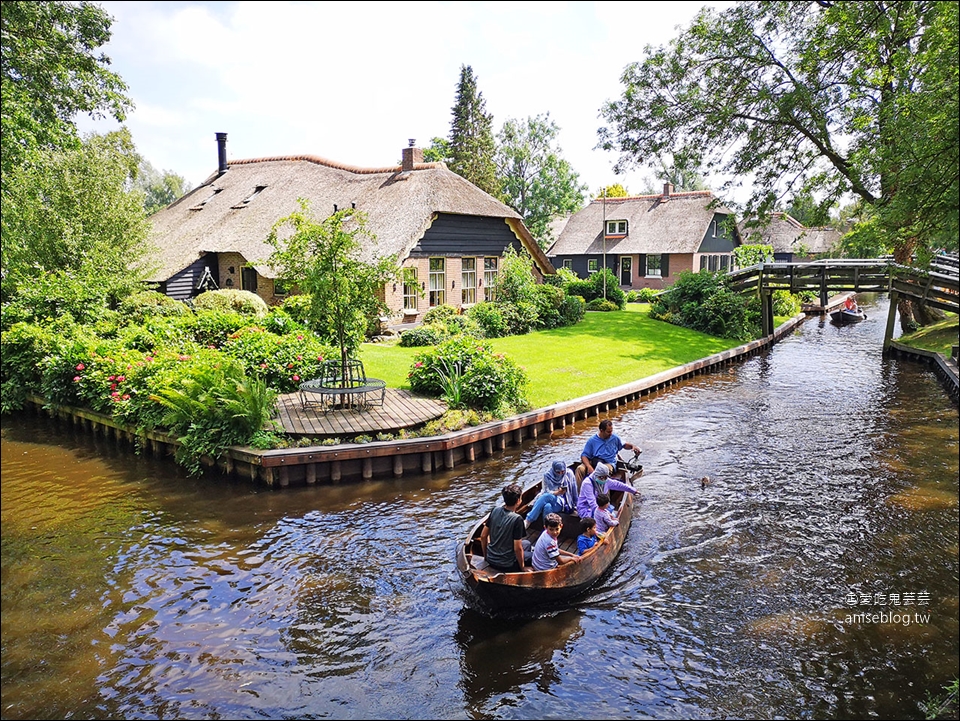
602;187;607;300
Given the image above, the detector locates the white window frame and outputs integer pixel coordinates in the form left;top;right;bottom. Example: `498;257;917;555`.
646;254;662;278
461;257;476;306
606;220;627;235
429;258;445;307
403;268;418;311
483;257;498;302
588;258;599;274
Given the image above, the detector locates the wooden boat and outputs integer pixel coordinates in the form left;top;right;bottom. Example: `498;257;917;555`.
456;468;638;611
830;308;867;324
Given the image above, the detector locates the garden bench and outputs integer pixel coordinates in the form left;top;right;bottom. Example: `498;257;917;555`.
298;359;386;411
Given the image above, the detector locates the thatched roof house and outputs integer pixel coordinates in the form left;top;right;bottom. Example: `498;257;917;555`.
148;135;552;321
546;184;742;289
739;213;843;262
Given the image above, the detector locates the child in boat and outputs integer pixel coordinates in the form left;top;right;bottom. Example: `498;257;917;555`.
577;516;601;555
593;493;620;535
531;513;581;571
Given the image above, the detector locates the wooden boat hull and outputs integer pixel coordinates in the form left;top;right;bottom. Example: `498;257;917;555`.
456;479;634;611
830;309;866;324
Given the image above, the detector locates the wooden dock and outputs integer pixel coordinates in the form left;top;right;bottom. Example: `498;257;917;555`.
275;389;446;438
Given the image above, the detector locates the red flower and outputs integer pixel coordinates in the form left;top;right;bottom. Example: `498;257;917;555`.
73;376;81;382
292;375;300;382
76;363;85;371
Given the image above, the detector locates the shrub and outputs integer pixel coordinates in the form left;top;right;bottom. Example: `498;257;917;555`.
532;283;566;329
399;325;447;347
151;359;278;475
262;308;307;335
408;336;528;413
493;246;538;306
279;294;313;326
651;270;757;340
564;270;626;309
544;267;580;288
500;300;539;335
184;310;249;347
626;288;658;303
559;295;586;326
1;322;60;410
117;291;190;323
565;279;594;300
586;298;620;312
422;304;460;325
772;290;802;317
221;326;333;393
444;314;485;338
467;302;509;338
193;289;269;317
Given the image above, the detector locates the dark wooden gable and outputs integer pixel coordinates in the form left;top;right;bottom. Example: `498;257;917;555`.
409;213;523;257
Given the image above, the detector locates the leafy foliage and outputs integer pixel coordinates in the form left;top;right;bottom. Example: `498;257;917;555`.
733;244;773;268
221;326;333;393
447;65;500;198
1;129;153;311
586;298;620;312
496;113;587;248
650;270;756;341
135;158;193;215
598;1;959;277
193;289;269;317
408;336;528;414
266;200;398;373
1;0;131;196
563;269;626;309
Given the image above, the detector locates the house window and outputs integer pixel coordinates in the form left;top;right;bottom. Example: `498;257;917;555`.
646;254;662;278
429;258;445;306
699;254;730;272
483;257;498;301
606;220;627;235
588;259;599;274
241;267;258;292
461;258;477;306
562;259;572;270
232;185;267;209
273;279;289;296
403;268;418;311
710;219;718;237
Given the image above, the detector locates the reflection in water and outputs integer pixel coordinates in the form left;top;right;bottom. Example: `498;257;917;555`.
2;293;957;719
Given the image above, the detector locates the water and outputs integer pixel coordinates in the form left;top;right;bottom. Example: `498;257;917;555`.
2;295;957;719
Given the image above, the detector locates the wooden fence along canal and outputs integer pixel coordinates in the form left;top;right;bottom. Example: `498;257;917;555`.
18;257;960;488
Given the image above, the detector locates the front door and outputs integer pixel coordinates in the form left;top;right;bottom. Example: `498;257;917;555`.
620;256;632;286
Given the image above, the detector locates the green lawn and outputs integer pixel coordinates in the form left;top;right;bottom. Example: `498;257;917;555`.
897;313;959;356
360;305;744;408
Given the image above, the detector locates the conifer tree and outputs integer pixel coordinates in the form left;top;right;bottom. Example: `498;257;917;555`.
447;65;500;198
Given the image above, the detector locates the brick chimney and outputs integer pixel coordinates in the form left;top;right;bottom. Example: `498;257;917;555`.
216;132;228;175
401;139;423;172
662;182;674;199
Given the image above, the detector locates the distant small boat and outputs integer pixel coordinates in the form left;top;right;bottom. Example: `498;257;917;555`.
830;308;867;324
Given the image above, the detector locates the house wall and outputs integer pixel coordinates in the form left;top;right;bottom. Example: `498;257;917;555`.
162;257;217;301
551;253;692;291
214;252;284;306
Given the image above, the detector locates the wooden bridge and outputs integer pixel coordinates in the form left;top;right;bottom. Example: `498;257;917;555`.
726;256;960;346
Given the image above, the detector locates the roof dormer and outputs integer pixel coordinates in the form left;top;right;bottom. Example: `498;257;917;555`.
605;219;628;238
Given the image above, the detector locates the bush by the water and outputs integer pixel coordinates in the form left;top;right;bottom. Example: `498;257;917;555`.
407;336;528;414
650;270;756;341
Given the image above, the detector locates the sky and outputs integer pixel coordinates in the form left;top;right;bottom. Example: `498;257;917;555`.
78;1;735;199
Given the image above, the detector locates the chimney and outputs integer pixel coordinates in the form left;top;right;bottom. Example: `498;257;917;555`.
216;132;228;175
401;139;423;172
662;182;674;199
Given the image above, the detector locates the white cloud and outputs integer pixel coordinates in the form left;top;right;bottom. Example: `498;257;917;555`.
82;1;735;198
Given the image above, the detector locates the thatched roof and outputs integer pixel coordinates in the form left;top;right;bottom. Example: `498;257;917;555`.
147;153;550;281
546;191;734;256
739;213;843;255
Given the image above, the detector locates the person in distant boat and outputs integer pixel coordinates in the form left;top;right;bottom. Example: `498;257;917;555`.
576;419;640;484
481;483;532;573
844;296;859;313
577;516;600;555
593;492;620;535
531;513;580;571
525;460;579;529
577;463;640;520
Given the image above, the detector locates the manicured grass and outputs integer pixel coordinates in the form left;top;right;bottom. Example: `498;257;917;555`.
897;313;959;357
360;305;743;409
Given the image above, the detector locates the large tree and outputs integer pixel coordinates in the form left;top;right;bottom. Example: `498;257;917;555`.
598;1;958;325
447;65;500;198
1;129;154;318
1;1;131;197
136;159;193;216
496;113;587;248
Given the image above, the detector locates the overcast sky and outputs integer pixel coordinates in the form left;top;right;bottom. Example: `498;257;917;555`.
78;1;734;200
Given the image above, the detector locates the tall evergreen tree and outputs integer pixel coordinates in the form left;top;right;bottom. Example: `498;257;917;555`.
447;65;500;198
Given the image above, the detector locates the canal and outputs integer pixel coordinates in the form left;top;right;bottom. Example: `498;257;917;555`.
2;294;957;720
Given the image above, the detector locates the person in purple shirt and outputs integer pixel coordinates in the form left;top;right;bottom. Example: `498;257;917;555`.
577;463;639;519
576;419;640;484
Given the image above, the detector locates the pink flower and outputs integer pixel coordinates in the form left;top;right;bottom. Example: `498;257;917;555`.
297;335;304;340
414;361;423;368
178;355;190;361
111;391;119;397
73;376;81;382
292;375;300;382
317;355;324;361
76;363;85;371
287;363;294;368
110;383;117;390
117;376;126;383
260;363;268;369
108;375;116;381
296;355;302;360
122;394;130;400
